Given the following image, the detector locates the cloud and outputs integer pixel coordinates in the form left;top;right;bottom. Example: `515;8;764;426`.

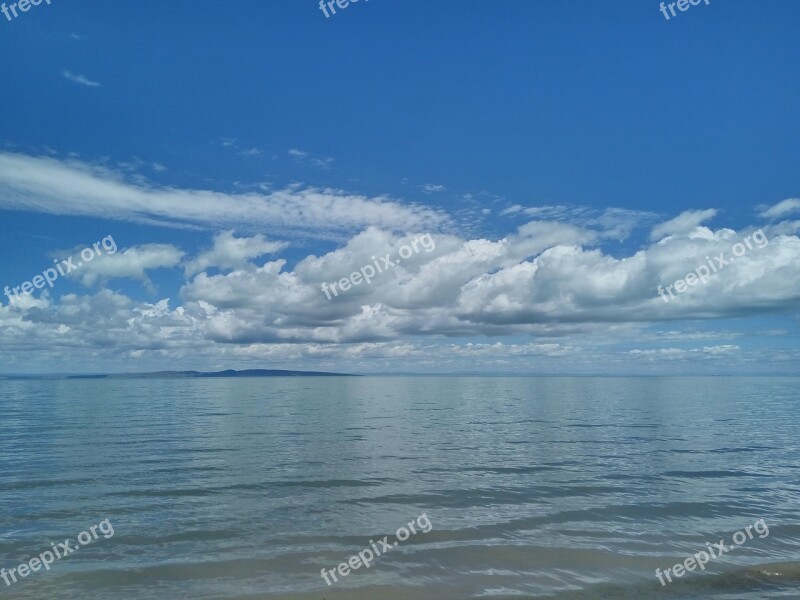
502;204;574;218
289;148;333;169
171;218;800;345
3;199;800;374
500;204;524;215
650;208;717;241
0;152;447;235
62;70;101;87
221;138;263;156
501;204;658;241
421;184;445;193
2;283;794;374
67;243;185;291
310;157;333;168
760;198;800;220
185;231;288;275
628;345;740;359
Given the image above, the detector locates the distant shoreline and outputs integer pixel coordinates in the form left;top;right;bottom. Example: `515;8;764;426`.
1;372;798;380
0;369;358;380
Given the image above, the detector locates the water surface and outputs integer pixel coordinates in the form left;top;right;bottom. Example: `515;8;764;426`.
1;376;799;599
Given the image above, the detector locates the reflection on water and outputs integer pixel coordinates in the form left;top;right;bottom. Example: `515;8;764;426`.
1;376;799;599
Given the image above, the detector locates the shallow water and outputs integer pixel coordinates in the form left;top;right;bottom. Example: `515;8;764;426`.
1;376;799;599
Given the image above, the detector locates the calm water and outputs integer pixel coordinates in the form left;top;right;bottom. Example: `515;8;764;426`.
1;376;799;599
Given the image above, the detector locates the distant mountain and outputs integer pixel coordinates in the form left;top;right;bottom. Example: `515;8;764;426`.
1;369;357;380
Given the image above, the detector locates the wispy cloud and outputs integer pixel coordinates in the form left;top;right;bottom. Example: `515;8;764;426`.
501;204;659;241
289;148;333;169
650;208;717;241
760;198;800;220
0;152;448;235
220;138;262;157
310;156;333;169
421;184;445;193
62;70;101;88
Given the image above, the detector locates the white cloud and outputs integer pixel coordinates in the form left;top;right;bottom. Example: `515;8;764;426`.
650;208;717;241
310;157;333;169
503;204;575;219
221;139;263;157
172;219;800;344
502;204;658;241
500;204;524;215
421;184;445;193
760;198;800;219
289;148;333;169
628;345;740;359
68;244;184;291
185;231;288;275
62;70;101;87
3;193;800;374
2;283;792;374
0;152;447;235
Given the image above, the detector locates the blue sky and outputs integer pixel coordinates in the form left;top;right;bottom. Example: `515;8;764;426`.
0;0;798;374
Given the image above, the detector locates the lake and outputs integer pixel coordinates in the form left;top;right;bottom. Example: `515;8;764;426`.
1;376;799;599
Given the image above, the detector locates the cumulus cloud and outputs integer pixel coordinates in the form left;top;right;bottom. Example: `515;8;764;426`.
2;285;794;375
3;198;800;374
170;218;800;346
185;231;288;275
67;243;185;291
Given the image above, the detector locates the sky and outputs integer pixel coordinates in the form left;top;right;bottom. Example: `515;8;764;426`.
0;0;798;375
